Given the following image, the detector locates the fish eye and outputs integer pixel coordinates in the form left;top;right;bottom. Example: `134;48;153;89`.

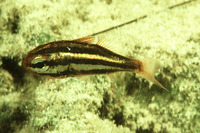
36;62;45;68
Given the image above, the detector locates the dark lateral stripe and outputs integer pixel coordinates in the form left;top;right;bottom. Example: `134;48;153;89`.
30;58;127;69
51;58;135;70
30;55;137;70
38;68;122;77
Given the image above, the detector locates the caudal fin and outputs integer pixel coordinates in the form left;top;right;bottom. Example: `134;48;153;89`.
136;58;168;91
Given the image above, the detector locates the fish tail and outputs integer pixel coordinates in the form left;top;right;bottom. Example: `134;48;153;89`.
135;58;168;91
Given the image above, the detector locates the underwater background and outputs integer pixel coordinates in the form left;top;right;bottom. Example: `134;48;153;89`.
0;0;200;132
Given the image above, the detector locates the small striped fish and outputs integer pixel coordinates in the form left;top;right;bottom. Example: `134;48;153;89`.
23;36;167;91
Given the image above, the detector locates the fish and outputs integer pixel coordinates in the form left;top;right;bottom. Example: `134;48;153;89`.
23;36;167;91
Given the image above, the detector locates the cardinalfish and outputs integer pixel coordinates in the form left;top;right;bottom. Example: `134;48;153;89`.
23;36;167;91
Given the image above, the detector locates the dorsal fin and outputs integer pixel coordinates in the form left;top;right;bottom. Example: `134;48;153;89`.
96;35;119;53
72;36;95;44
97;34;110;48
